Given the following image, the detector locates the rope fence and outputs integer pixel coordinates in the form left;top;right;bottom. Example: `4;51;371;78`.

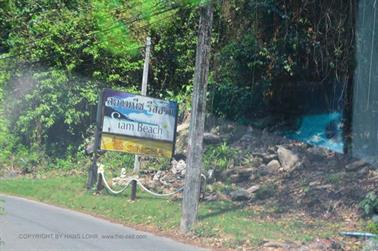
97;166;185;197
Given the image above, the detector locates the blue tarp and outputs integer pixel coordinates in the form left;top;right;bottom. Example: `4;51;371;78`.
283;112;344;153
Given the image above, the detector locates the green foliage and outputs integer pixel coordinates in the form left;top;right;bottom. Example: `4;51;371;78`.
203;142;239;170
6;69;98;157
92;0;140;56
0;0;204;163
0;0;357;171
165;84;193;115
210;81;268;122
100;152;135;177
0;61;14;169
367;221;378;235
360;192;378;216
211;0;354;120
325;173;344;185
150;7;198;97
143;157;172;171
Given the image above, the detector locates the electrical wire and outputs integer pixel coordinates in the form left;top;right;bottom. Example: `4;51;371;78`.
0;3;187;61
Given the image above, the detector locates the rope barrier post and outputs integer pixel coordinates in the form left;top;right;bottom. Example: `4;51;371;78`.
96;172;104;193
99;167;184;196
130;180;137;200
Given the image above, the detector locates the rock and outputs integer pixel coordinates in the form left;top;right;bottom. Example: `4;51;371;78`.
204;193;218;201
277;146;299;171
203;132;222;144
363;239;378;251
372;214;378;224
176;160;186;173
210;126;220;135
267;159;281;170
263;154;277;163
314;184;332;190
302;238;343;251
112;177;120;184
255;164;270;177
230;189;251;201
159;177;169;186
219;123;235;134
307;146;329;160
255;157;265;168
252;152;277;163
229;174;240;183
216;191;230;201
120;168;127;178
207;169;215;182
171;159;186;176
246;185;260;194
357;166;369;177
171;161;178;174
238;133;253;143
309;181;321;187
345;159;368;171
221;167;254;183
177;122;190;133
162;174;175;184
153;170;162;181
85;142;95;155
261;240;299;250
175;129;189;155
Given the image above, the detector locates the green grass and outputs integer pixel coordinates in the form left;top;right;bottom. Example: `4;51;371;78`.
0;175;344;248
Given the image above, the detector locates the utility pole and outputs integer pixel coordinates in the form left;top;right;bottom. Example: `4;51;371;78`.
180;2;213;233
131;36;151;200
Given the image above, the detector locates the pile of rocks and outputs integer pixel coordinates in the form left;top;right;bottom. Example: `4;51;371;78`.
111;159;187;194
111;117;377;210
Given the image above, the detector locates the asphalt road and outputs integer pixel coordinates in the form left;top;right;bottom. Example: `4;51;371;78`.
0;195;206;251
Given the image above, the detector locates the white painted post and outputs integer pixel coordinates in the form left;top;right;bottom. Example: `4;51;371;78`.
131;36;151;200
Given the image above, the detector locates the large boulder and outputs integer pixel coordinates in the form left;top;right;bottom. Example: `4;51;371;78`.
220;167;254;183
267;159;281;170
246;185;260;194
277;146;299;171
230;189;251;201
345;159;368;171
203;132;222;144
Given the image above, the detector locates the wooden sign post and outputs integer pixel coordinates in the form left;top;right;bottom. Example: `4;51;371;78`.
86;92;103;190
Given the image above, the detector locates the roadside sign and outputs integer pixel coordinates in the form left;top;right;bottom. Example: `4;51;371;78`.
99;88;178;158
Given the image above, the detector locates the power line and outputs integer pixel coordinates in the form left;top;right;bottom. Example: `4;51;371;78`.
0;3;186;61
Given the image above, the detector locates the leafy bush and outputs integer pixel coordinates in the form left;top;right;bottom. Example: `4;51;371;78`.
99;152;135;178
203;142;239;170
367;221;378;235
165;84;193;117
209;81;269;123
360;192;378;216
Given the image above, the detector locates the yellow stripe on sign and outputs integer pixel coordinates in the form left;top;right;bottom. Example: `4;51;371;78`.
100;133;173;158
